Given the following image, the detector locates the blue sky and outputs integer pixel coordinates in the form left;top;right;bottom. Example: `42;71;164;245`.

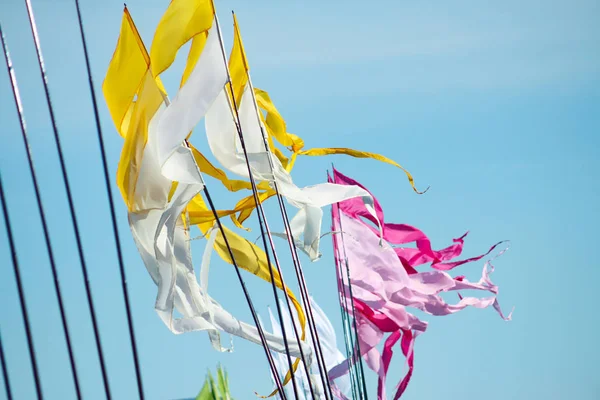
0;0;599;399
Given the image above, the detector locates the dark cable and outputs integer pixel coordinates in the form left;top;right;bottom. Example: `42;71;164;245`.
0;323;14;399
22;1;112;397
1;20;83;400
0;165;43;400
232;13;335;397
213;13;302;399
331;167;369;399
71;1;145;398
202;187;288;399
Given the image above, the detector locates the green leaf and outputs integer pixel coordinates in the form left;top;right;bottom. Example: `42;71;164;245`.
195;373;213;400
195;365;234;400
208;371;219;399
216;365;229;398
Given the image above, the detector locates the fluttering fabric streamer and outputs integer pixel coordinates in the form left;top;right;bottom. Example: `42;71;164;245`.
189;85;425;231
103;7;312;361
267;297;350;399
148;6;311;390
203;15;383;261
153;21;226;184
145;3;426;234
149;0;215;79
102;4;438;396
331;169;504;273
249;86;425;195
329;168;512;399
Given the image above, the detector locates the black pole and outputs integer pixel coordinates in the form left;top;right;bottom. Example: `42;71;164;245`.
238;41;332;400
226;82;302;400
1;21;83;400
0;171;43;399
213;12;302;399
202;187;288;399
274;193;337;400
332;166;369;399
253;191;318;399
0;327;13;400
231;13;334;397
330;189;360;399
22;1;112;397
71;1;145;398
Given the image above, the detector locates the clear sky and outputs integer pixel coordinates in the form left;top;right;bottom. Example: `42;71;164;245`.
0;0;599;399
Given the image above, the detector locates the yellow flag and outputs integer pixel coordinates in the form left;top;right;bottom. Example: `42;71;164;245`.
179;32;208;88
103;8;150;137
224;15;425;233
106;11;307;392
229;17;303;157
116;70;166;211
150;0;214;78
228;13;249;106
103;8;267;216
226;18;292;172
103;8;167;207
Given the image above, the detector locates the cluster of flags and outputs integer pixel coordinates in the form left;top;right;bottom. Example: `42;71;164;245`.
102;0;512;398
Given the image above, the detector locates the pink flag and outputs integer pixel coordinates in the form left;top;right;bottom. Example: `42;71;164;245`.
329;169;512;399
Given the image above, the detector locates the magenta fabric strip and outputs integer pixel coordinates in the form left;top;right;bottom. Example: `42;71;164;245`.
332;168;505;271
328;169;511;399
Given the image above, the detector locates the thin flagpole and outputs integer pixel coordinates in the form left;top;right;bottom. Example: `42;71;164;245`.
329;189;360;400
332;206;361;399
251;179;318;399
229;11;336;399
71;2;145;398
0;325;13;400
233;13;333;399
22;0;112;397
201;186;288;398
212;9;302;399
1;23;83;400
271;175;334;400
343;261;368;399
245;70;331;399
340;247;366;399
122;5;286;395
246;83;332;400
152;69;288;397
331;167;369;399
146;63;288;398
0;171;42;399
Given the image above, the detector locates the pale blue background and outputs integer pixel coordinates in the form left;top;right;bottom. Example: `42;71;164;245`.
0;0;598;399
